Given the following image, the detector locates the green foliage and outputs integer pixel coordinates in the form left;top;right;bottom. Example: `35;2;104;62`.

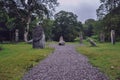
77;42;120;80
5;14;16;31
0;9;16;31
0;43;53;80
97;0;120;19
96;0;120;41
83;19;95;37
91;35;99;41
0;0;58;41
42;19;54;41
102;6;120;41
53;11;82;42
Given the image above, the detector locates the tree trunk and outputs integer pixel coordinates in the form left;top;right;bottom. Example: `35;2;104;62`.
24;29;28;42
24;16;31;42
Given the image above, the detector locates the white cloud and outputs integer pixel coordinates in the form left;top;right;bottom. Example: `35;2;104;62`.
58;0;81;6
55;0;101;23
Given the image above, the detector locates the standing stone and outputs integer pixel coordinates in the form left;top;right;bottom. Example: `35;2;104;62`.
32;25;45;48
58;36;65;45
111;30;115;45
100;32;105;43
88;38;97;47
15;29;19;42
79;32;83;44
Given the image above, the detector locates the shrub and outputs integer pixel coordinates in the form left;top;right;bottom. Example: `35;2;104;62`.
91;35;99;42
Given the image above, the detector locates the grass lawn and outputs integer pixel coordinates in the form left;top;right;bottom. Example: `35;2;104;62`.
77;41;120;80
0;43;53;80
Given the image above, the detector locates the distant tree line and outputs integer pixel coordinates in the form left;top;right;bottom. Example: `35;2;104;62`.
1;0;119;43
0;0;83;42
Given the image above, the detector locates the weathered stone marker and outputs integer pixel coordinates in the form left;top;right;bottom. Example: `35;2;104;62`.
32;25;45;48
100;32;105;43
79;32;83;44
88;38;97;47
15;29;19;42
58;36;65;45
111;30;115;45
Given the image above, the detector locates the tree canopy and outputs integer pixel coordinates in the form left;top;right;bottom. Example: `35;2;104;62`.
96;0;120;41
0;0;58;41
52;11;82;42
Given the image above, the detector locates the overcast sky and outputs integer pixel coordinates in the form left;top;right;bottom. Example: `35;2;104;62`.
55;0;101;23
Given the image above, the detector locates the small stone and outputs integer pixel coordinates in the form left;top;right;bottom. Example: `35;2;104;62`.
110;66;114;69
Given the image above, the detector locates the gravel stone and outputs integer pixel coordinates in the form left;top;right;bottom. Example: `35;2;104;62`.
22;44;109;80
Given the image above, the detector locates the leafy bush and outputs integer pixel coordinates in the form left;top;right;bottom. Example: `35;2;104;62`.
91;35;99;41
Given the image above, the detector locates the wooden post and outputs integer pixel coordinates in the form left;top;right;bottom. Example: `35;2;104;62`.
111;30;115;45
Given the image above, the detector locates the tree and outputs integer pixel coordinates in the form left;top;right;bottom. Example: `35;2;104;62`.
0;0;58;42
102;6;120;41
97;0;120;41
83;19;95;37
0;6;16;41
53;11;82;42
42;19;54;41
97;0;120;20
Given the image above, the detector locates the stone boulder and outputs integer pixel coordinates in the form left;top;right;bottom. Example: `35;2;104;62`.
32;26;45;48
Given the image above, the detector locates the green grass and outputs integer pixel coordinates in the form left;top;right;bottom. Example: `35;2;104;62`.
77;42;120;80
0;43;53;80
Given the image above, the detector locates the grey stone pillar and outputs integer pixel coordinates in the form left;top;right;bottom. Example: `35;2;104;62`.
15;29;19;42
79;32;83;44
32;26;45;49
100;32;105;43
58;36;65;45
111;30;115;45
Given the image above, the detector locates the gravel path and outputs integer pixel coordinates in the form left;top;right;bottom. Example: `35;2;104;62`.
22;44;109;80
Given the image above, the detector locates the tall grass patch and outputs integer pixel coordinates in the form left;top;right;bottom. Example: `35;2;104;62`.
0;43;53;80
77;42;120;80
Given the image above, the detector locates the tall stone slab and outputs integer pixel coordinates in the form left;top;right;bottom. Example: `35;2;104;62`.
15;29;19;42
111;30;115;45
100;32;105;43
79;32;83;44
32;26;45;48
58;36;65;45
